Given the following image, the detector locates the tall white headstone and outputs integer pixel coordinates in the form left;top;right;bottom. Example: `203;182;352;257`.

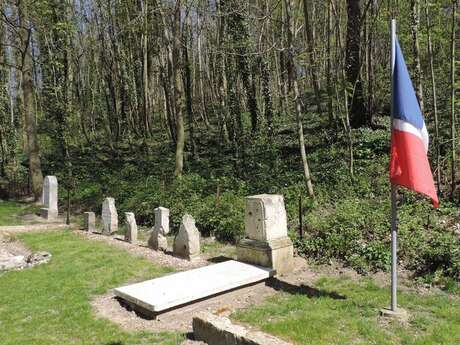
125;212;138;243
154;207;170;234
40;176;58;220
148;207;170;251
102;197;118;235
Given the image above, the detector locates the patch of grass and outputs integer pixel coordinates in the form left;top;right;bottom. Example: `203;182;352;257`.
201;240;236;258
0;200;40;226
0;231;182;345
233;276;460;345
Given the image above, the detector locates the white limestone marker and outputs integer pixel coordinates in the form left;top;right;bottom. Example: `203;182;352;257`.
114;260;274;314
40;176;58;220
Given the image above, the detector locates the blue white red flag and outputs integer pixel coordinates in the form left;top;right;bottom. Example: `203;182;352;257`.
389;39;439;208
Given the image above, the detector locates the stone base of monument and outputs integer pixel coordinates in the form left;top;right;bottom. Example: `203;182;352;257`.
40;208;58;221
379;307;409;321
114;260;274;318
236;236;293;275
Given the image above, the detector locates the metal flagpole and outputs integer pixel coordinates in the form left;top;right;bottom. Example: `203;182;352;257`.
390;19;398;313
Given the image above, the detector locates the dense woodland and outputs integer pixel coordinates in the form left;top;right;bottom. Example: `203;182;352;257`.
0;0;459;283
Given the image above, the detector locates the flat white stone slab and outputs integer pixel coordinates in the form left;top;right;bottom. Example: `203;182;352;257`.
114;260;274;313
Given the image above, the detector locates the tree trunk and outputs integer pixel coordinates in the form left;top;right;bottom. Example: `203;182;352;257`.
294;78;314;197
346;0;367;128
18;2;43;201
303;0;322;113
410;0;424;113
450;0;457;198
425;0;441;191
172;1;184;177
183;12;196;159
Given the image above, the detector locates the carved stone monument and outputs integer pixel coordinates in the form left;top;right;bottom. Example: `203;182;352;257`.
237;194;293;275
101;197;118;235
125;212;138;243
148;207;169;251
173;214;200;261
40;176;58;220
84;212;95;232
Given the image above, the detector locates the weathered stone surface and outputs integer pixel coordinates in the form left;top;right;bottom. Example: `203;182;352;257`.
245;194;287;241
124;212;137;243
148;207;170;251
0;254;26;271
26;251;52;265
40;208;58;220
237;237;294;275
41;176;58;220
84;212;96;232
237;194;293;275
42;176;58;210
0;250;51;271
380;307;409;322
173;214;200;261
114;260;273;314
148;227;168;251
193;312;293;345
102;197;118;235
154;207;170;234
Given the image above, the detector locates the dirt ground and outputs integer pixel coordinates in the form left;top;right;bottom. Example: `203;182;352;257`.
91;255;320;335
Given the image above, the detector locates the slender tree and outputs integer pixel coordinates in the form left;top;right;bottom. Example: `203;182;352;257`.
18;1;43;200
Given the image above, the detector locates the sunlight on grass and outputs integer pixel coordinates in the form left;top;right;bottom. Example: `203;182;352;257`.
233;276;460;345
0;231;181;345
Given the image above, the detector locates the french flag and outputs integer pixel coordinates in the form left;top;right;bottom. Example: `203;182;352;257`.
389;39;439;208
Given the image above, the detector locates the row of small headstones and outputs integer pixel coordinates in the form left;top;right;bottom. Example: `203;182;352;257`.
83;197;200;261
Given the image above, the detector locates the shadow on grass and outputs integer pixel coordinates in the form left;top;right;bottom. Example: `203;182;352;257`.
266;278;346;300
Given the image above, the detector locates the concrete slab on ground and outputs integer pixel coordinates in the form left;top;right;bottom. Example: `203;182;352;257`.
114;260;274;314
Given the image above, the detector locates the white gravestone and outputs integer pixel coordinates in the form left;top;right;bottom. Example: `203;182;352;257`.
101;197;118;235
125;212;138;243
244;194;288;241
114;260;274;315
237;194;293;275
148;207;169;251
40;176;58;220
84;212;95;232
173;214;200;261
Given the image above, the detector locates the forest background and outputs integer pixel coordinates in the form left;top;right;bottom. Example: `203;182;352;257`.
0;0;458;287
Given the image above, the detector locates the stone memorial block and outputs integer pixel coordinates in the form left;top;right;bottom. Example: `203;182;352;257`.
173;214;200;260
101;197;118;235
125;212;138;243
237;194;293;275
244;194;287;241
40;176;58;220
84;212;95;232
154;207;170;234
148;207;170;251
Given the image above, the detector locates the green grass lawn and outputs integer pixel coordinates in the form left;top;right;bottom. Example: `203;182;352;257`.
0;200;41;226
233;276;460;345
0;231;182;345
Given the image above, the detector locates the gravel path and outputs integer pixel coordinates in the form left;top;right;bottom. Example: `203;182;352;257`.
74;230;209;271
0;223;72;233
